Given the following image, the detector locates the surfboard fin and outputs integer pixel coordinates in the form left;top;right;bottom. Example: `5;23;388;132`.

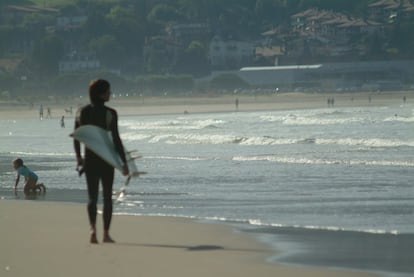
125;175;132;186
77;166;85;176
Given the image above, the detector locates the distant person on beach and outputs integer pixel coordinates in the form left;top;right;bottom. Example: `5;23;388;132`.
74;79;129;244
39;104;44;120
235;98;239;111
60;115;65;128
13;158;46;193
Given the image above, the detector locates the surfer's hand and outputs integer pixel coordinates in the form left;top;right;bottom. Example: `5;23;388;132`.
122;164;129;176
76;156;84;167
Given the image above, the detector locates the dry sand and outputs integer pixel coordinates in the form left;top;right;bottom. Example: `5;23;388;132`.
0;91;409;120
0;200;380;277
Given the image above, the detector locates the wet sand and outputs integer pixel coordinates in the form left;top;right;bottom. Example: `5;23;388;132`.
0;200;380;277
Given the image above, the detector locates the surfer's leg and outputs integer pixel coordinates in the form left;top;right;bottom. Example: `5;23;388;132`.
102;166;115;243
85;171;99;243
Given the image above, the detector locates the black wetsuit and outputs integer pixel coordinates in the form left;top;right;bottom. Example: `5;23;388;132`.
74;103;127;231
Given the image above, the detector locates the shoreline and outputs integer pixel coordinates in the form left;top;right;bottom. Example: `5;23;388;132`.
0;91;410;120
1;199;380;277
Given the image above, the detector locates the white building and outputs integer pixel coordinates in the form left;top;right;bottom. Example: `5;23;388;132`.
209;36;255;69
56;15;88;30
59;52;100;74
56;15;87;30
202;60;414;91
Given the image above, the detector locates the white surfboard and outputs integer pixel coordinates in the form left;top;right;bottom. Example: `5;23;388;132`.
70;125;145;177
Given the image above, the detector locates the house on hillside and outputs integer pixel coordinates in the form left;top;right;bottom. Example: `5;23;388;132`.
255;46;284;66
58;52;100;74
2;5;59;14
143;23;211;72
369;0;414;22
142;36;180;73
56;15;88;31
1;5;58;24
289;8;382;59
209;36;255;70
165;23;211;46
257;27;286;66
0;58;24;74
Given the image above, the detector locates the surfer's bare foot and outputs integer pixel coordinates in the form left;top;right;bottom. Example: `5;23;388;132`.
103;232;115;243
90;230;98;244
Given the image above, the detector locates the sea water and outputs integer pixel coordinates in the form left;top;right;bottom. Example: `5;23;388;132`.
1;101;413;276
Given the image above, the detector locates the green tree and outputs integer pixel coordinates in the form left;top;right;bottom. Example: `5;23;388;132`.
106;5;145;60
0;25;14;56
88;35;125;68
176;0;220;21
81;1;113;38
254;0;289;29
0;0;31;6
210;73;249;90
31;35;64;76
145;38;168;74
174;40;209;76
147;4;185;24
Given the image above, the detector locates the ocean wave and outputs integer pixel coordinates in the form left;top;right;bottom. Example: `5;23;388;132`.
5;151;74;157
118;191;189;196
384;115;414;122
137;133;295;145
259;108;414;126
121;118;226;131
233;155;414;167
147;134;239;145
247;219;402;235
111;211;403;235
137;133;414;148
284;116;363;125
259;110;365;125
317;138;414;148
146;155;207;161
122;132;151;141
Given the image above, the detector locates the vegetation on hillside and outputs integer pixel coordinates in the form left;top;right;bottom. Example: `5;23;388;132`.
1;0;413;96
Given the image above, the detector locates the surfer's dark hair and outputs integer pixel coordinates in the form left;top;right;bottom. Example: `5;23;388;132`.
89;79;110;104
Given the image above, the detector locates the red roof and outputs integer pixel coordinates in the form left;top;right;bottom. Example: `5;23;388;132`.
5;5;59;13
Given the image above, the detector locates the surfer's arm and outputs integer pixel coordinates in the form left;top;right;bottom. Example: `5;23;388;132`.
110;110;129;176
110;111;127;163
73;118;83;165
74;141;83;165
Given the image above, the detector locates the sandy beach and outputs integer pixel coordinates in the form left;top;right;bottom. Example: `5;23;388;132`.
0;200;380;277
0;91;410;120
1;91;409;276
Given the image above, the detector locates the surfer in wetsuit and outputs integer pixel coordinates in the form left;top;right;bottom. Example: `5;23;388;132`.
74;79;129;244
